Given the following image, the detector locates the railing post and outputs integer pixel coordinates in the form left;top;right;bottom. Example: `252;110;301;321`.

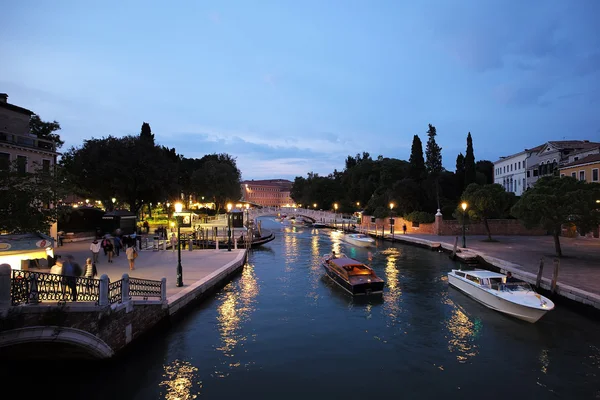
161;277;167;301
0;264;11;313
122;273;130;301
99;274;109;306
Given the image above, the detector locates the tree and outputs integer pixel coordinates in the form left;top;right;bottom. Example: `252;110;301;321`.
190;153;241;212
140;122;155;144
30;114;64;149
408;135;427;182
0;161;68;233
464;132;476;187
511;176;600;257
461;183;512;241
455;153;465;193
425;124;443;209
476;160;494;184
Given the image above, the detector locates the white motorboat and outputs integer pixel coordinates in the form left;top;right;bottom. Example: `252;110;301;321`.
447;269;554;323
343;233;376;248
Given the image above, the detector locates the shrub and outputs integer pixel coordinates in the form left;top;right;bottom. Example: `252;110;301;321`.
404;211;435;224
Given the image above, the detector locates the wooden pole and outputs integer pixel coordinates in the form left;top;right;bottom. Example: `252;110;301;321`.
535;257;544;289
551;258;560;294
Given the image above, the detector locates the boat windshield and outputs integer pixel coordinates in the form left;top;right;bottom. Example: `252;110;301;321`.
490;281;534;292
344;265;373;276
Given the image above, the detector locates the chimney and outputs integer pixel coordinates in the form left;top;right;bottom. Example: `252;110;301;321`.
0;93;7;103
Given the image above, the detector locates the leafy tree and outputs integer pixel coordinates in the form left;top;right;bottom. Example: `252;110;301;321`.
191;153;241;212
408;135;427;182
425;124;443;209
455;153;465;193
464;132;476;187
476;160;494;184
461;183;512;241
0;161;68;233
511;176;600;257
30;114;64;149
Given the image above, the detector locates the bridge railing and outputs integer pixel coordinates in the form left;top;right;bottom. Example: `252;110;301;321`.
9;270;165;306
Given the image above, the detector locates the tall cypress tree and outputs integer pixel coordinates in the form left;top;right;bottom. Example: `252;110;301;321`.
425;124;443;176
455;152;465;193
140;122;155;144
464;132;476;187
408;135;427;182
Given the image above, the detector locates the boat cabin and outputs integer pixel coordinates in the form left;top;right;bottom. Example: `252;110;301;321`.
327;257;374;277
452;270;506;289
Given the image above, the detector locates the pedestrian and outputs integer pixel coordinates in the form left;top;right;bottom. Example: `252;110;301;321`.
126;245;137;271
84;257;97;279
402;223;407;235
113;235;122;257
105;238;114;263
101;236;110;255
61;257;78;301
90;239;101;264
170;233;177;252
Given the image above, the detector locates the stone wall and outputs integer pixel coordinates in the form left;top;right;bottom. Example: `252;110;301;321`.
359;215;546;236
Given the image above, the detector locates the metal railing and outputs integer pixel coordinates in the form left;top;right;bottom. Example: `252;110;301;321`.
10;270;164;306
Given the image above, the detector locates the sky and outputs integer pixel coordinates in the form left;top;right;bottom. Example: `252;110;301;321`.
1;1;599;181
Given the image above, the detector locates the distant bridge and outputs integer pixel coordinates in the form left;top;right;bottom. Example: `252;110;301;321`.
248;207;357;224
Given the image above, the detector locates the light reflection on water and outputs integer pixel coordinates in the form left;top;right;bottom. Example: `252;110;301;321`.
159;359;200;400
444;304;480;363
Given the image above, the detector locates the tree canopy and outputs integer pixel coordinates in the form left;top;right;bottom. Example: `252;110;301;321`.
511;176;600;257
461;183;513;241
30;114;63;149
464;132;476;187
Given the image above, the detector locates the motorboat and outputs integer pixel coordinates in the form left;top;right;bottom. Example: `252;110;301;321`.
313;222;326;228
447;269;555;323
322;253;384;295
343;233;375;247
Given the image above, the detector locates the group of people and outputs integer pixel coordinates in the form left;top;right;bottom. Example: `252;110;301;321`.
90;234;138;271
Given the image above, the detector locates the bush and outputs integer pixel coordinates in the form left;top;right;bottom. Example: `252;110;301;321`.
404;211;435;224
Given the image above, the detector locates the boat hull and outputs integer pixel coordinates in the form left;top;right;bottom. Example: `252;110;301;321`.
448;274;549;323
324;265;384;295
344;236;375;248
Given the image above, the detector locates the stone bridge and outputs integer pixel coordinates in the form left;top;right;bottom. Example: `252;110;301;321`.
249;206;356;224
0;265;167;359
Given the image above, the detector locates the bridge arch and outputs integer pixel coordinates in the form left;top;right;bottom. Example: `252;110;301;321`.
0;326;114;359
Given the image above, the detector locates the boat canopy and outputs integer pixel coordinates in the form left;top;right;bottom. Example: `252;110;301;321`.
328;257;365;268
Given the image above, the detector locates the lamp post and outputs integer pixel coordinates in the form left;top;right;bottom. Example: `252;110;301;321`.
334;203;338;228
227;203;233;251
461;202;468;248
111;197;116;210
389;202;395;240
245;203;250;228
175;202;184;287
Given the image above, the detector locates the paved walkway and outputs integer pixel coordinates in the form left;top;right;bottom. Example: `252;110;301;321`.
382;233;600;297
50;240;246;299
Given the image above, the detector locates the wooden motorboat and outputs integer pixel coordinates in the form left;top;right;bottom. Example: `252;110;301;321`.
447;269;555;323
322;253;384;295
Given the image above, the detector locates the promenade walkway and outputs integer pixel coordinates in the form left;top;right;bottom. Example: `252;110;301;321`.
50;240;246;299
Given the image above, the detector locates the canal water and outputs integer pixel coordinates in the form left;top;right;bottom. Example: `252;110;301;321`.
7;218;600;399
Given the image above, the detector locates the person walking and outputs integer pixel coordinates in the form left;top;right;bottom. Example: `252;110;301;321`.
126;245;137;271
84;257;97;279
90;239;101;264
170;233;177;252
61;257;78;301
105;238;114;263
101;236;110;255
113;235;122;257
402;223;407;235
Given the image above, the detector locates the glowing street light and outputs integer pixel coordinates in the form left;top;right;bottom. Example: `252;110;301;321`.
175;202;184;286
389;202;395;238
461;202;468;248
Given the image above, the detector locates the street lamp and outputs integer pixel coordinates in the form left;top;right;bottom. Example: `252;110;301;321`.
175;202;184;287
245;203;250;228
227;203;233;251
389;202;395;239
461;202;468;248
334;203;338;227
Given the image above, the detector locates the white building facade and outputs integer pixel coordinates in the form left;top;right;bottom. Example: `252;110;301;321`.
493;151;530;196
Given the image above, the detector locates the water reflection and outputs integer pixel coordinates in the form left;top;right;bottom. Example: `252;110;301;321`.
539;349;549;374
383;248;403;327
159;359;200;400
444;301;481;363
215;264;259;373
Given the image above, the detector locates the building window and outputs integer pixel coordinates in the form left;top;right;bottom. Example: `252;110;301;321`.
0;153;9;171
42;159;51;173
560;173;565;177
533;170;538;177
522;178;525;188
526;171;530;178
571;172;576;178
593;168;599;182
17;155;27;174
579;171;585;181
518;161;521;169
574;157;579;161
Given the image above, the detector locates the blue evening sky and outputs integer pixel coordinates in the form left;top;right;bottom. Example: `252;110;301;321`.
2;1;599;180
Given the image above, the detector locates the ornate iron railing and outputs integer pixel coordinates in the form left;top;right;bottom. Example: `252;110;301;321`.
129;277;162;300
10;271;164;306
10;270;100;306
108;279;123;304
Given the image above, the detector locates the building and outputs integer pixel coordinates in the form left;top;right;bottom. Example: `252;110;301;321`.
240;179;294;207
494;141;600;194
559;151;600;183
493;146;541;196
0;93;59;240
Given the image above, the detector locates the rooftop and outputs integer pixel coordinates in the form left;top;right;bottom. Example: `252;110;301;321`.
560;153;600;168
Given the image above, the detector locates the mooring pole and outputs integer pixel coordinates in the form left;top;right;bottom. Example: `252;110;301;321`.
535;257;544;289
551;258;560;294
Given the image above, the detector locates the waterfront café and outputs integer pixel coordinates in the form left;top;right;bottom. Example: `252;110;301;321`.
0;232;55;270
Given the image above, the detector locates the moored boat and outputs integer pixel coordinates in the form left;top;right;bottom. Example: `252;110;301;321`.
322;253;384;295
343;233;375;247
447;269;555;323
313;222;326;228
